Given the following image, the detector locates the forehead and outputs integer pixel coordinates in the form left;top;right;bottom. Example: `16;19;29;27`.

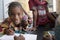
10;6;23;13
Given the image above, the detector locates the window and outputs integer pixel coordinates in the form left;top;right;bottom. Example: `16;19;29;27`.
47;0;56;12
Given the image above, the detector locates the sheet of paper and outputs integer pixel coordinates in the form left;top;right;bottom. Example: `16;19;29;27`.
0;34;37;40
0;35;14;40
22;34;37;40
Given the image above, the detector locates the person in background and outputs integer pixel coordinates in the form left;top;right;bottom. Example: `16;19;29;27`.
29;0;56;40
29;0;49;30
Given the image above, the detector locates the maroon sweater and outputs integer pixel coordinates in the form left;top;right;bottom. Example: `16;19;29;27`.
29;0;47;10
29;0;50;26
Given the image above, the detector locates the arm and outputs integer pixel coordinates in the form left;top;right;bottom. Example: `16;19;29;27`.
47;12;55;22
33;9;37;28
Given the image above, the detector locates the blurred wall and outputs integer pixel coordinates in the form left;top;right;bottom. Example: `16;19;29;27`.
56;0;60;14
17;0;33;18
18;0;29;13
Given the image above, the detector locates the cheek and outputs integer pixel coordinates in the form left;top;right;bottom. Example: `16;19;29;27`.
10;16;14;21
19;16;23;20
9;15;23;22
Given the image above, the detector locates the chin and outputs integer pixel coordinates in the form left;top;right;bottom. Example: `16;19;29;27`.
14;22;20;25
15;23;20;25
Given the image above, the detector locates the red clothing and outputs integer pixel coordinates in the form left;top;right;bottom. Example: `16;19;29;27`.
29;0;50;26
29;0;47;10
36;13;50;26
0;25;2;32
36;5;50;26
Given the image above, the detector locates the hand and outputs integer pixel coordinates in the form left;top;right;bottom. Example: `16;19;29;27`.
19;35;25;40
14;35;25;40
23;27;37;32
14;36;19;40
31;27;37;31
23;28;30;32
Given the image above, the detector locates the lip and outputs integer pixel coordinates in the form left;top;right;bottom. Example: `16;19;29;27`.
14;20;20;22
14;21;20;24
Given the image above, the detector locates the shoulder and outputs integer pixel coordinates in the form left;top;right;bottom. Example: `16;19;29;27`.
1;18;11;28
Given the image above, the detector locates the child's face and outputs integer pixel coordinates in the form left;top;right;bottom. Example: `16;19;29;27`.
9;7;23;25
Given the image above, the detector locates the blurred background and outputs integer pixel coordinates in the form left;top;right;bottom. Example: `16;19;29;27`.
0;0;59;23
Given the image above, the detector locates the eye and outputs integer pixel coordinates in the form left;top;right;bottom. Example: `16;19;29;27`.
18;13;20;15
10;13;15;17
10;13;14;15
11;13;15;16
18;13;22;16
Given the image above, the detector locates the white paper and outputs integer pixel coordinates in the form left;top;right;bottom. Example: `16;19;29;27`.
0;35;14;40
22;34;37;40
0;34;37;40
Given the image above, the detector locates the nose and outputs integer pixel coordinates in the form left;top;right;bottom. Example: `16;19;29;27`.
14;15;19;20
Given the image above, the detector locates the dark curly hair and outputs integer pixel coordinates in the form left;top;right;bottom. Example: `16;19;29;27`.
8;2;23;15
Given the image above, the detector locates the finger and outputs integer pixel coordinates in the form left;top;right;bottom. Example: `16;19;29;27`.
14;36;19;40
23;28;26;31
